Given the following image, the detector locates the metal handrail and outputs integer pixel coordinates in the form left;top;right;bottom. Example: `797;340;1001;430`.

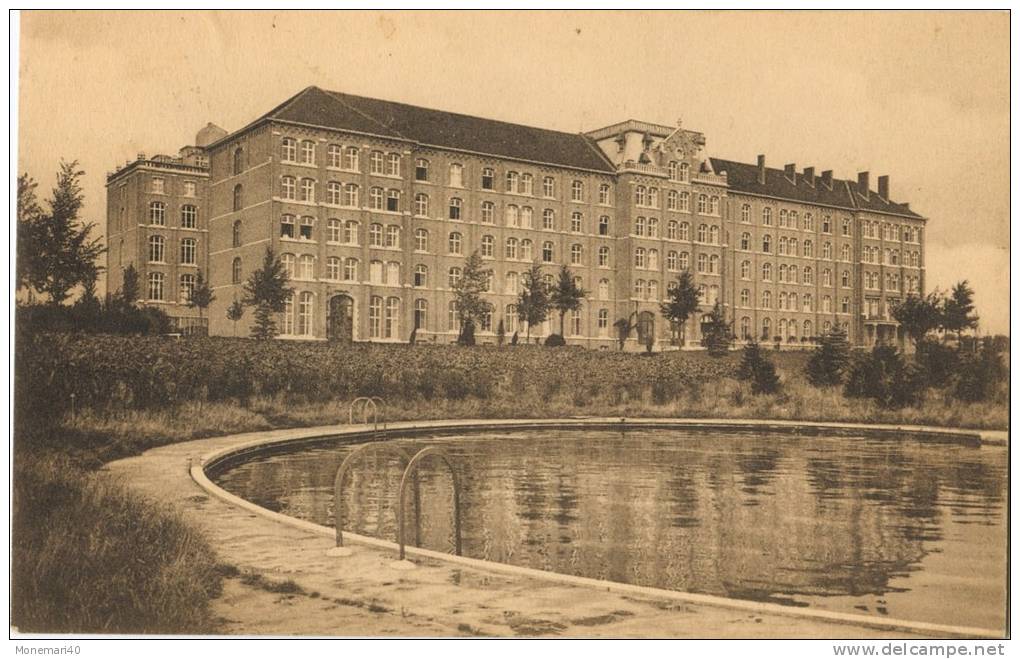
347;397;384;432
333;442;421;548
396;447;462;560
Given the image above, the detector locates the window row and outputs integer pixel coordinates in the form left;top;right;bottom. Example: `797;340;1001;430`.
744;206;837;234
147;236;198;264
861;246;922;267
145;272;203;303
745;318;829;342
863;220;921;243
148;202;199;228
149;177;198;197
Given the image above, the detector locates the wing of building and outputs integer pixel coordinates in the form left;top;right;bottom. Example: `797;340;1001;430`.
106;86;926;348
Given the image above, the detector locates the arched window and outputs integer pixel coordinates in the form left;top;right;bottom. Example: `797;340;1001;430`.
648;249;659;270
280;177;295;200
666;250;678;271
233;147;244;175
281;137;296;162
542;241;554;262
740;260;751;279
598;279;610;300
415;158;429;181
598;245;610;267
505;237;519;260
385;262;400;286
385;225;400;248
505;271;519;296
697;224;708;242
415;300;428;331
326;256;342;281
521;239;533;261
414;193;429;217
179;238;196;265
368;223;383;247
635;247;646;269
709;225;719;244
449;232;463;254
506;171;520;193
232;220;242;247
648;217;659;238
762;234;772;253
762;207;772;226
343;184;359;207
149;201;166;225
481;167;494;190
521;207;534;229
147;272;164;301
521;173;534;195
325;181;340;204
481;234;494;258
571;180;584;202
679;222;690;241
570;244;583;265
414;264;428;287
297;292;314;335
697;194;708;214
300;140;315;165
181;204;197;229
542;208;555;230
740;232;751;250
369;296;383;338
344;220;359;245
148;235;165;262
343;258;358;281
505;204;519;227
697;253;707;273
667;190;678;211
480;201;495;224
448;266;462;288
762;290;772;309
449;163;463;187
598;215;610;235
299;178;315;202
678;251;690;270
571;211;583;233
327;144;342;168
741;204;751;223
414;228;429;252
762;262;773;281
449;197;462;220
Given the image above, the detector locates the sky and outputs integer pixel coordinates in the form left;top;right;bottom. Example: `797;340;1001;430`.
16;10;1010;334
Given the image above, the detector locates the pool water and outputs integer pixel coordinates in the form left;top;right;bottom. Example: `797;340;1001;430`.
212;428;1007;630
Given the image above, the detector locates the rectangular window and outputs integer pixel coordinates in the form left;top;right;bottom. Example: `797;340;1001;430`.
183;181;196;197
151;178;165;194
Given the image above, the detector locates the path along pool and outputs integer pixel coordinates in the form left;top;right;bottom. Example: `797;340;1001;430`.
211;427;1006;631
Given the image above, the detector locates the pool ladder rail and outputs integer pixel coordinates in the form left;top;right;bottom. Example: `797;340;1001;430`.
348;397;385;434
329;443;462;565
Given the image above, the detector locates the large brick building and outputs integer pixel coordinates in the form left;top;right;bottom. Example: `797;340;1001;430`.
106;87;925;348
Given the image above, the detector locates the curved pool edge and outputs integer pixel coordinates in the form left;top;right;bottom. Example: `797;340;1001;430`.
192;417;1005;640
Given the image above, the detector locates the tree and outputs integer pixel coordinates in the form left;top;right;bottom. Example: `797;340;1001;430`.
549;265;586;338
660;270;701;347
700;300;733;356
614;314;637;351
242;248;293;340
453;251;489;345
496;319;505;346
226;299;245;337
805;326;851;386
16;174;43;292
516;262;550;343
942;280;979;344
891;292;943;347
738;339;780;395
187;270;215;321
17;162;105;304
119;264;140;309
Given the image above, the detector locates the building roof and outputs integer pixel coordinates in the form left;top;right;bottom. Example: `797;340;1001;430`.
710;157;923;219
234;86;616;173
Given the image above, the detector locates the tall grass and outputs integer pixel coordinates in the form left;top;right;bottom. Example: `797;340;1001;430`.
11;450;223;634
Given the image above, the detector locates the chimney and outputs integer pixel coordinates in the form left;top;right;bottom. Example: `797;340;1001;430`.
137;152;146;161
757;154;766;185
877;175;889;200
784;163;796;182
821;170;833;189
858;171;870;199
803;166;815;187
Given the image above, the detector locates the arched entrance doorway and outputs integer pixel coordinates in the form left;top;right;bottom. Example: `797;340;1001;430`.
327;294;354;343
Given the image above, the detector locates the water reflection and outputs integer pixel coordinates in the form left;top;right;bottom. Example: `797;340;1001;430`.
213;429;1006;629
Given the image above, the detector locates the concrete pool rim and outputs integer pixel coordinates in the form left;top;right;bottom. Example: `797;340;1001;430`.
190;417;1006;639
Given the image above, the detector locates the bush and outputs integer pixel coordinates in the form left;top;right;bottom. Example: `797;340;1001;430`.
16;302;172;336
844;345;924;408
952;344;1006;402
739;340;780;395
805;327;850;386
914;337;959;386
544;333;566;347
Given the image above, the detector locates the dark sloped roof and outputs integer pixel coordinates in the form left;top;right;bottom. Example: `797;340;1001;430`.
254;86;615;173
845;181;923;219
710;157;923;219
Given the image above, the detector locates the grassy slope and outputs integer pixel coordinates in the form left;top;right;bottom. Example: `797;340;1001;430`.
11;337;1008;634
